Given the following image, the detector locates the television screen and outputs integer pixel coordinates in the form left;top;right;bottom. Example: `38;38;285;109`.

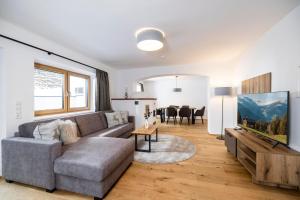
237;91;289;144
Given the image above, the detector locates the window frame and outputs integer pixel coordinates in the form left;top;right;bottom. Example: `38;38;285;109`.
34;63;91;116
67;71;91;112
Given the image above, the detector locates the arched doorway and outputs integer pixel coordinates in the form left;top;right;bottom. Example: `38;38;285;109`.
136;74;209;126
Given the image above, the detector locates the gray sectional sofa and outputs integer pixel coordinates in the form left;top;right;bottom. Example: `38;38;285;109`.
1;111;135;200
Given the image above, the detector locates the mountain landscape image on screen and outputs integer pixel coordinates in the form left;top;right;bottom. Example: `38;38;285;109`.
238;92;288;144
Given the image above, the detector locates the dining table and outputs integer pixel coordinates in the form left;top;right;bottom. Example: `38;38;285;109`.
157;107;197;124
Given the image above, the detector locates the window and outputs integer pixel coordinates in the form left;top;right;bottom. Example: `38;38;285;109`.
68;72;90;111
34;63;91;116
136;82;144;92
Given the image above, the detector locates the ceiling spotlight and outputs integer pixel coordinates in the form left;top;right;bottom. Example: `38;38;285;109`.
135;27;165;51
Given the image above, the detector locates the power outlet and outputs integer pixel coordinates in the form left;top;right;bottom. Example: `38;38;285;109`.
16;101;22;120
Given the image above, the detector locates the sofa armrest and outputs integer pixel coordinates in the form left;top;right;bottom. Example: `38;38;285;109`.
128;116;135;129
1;137;62;190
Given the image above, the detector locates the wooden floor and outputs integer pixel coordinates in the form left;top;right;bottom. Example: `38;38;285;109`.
1;120;299;200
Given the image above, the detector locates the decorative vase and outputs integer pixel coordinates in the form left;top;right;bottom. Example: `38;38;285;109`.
144;119;149;129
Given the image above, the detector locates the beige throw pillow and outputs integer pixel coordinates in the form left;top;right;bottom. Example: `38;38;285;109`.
33;120;61;141
114;111;123;124
119;111;129;124
105;112;120;128
59;120;80;145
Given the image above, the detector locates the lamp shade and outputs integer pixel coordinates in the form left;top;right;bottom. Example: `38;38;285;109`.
173;88;182;92
136;28;164;51
214;87;232;96
173;75;182;92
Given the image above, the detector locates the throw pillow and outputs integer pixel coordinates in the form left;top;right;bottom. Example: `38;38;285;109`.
105;112;120;128
59;120;80;145
114;111;123;124
33;120;61;141
119;111;129;124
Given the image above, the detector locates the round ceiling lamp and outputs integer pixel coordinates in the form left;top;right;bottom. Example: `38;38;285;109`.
135;28;165;51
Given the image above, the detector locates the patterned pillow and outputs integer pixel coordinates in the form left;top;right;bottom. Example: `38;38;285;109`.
105;112;121;128
58;120;80;145
33;120;61;141
119;111;129;124
114;111;123;124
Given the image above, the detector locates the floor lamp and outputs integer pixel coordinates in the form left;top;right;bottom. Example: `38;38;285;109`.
214;87;232;140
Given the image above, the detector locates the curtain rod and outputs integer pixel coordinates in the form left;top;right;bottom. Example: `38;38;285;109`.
0;34;100;71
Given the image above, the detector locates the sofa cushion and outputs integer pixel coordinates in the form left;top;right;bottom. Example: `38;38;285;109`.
58;120;80;145
54;137;134;182
19;117;76;138
105;112;124;128
98;111;108;129
33;119;61;141
119;111;129;124
76;113;106;137
87;123;134;138
19;121;42;138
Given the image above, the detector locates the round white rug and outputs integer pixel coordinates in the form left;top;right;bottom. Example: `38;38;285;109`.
133;134;196;164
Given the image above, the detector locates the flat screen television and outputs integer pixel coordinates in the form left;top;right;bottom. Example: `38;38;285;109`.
237;91;289;145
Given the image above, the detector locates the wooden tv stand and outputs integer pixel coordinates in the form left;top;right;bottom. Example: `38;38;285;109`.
225;128;300;190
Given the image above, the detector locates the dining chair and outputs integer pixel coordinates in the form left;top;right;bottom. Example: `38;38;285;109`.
194;106;205;124
179;107;191;125
166;106;177;124
169;105;179;109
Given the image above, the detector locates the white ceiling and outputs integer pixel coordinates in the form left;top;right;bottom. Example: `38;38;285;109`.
144;75;188;82
0;0;299;69
144;75;203;82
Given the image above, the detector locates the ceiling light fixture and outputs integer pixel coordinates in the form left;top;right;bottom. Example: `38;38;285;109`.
173;76;182;92
135;27;165;51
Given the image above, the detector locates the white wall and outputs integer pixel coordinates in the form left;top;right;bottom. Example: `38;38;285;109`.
113;62;236;134
234;6;300;151
0;48;5;174
142;76;208;117
0;18;117;175
114;63;235;98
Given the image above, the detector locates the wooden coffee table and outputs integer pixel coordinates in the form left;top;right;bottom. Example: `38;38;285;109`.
131;124;158;152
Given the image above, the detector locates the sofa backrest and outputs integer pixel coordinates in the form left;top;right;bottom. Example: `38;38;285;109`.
18;112;108;138
75;112;107;137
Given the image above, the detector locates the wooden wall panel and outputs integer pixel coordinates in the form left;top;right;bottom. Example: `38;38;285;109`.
249;79;253;93
258;75;265;93
253;76;259;93
265;73;272;92
242;80;250;94
242;73;271;94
